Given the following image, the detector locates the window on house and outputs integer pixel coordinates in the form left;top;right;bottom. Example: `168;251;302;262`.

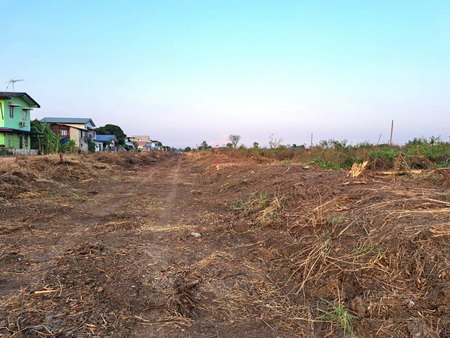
61;130;68;136
9;106;14;118
22;109;27;121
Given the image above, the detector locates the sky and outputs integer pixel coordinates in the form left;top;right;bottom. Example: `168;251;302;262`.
1;0;449;148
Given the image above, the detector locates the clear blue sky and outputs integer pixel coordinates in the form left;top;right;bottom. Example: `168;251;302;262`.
2;0;449;148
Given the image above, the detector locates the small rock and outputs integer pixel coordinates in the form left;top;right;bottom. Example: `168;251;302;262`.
302;166;310;170
96;286;104;293
191;232;202;238
407;317;438;338
350;296;367;317
437;305;447;314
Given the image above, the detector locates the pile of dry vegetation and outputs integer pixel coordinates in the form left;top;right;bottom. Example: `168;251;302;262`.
0;151;174;200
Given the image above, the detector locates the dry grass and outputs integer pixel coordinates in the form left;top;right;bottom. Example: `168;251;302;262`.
0;152;175;200
276;181;450;336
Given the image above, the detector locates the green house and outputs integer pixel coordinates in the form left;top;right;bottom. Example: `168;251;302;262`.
0;92;40;151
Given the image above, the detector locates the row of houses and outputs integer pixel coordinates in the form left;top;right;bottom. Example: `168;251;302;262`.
0;91;164;154
128;135;167;151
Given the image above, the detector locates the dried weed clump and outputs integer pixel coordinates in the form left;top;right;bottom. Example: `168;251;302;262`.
93;151;175;168
232;192;288;228
0;152;177;199
282;181;450;337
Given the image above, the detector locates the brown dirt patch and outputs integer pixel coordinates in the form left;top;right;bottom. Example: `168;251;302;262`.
0;151;449;337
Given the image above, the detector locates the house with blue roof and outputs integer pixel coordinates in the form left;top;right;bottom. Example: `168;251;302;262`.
40;117;96;152
95;134;118;152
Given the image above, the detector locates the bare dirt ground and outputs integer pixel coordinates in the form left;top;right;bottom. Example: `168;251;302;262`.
1;152;449;337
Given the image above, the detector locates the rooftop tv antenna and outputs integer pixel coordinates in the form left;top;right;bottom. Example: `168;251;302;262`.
5;79;24;91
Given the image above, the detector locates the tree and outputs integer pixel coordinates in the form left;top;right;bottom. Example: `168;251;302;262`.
95;124;126;145
30;119;42;150
253;142;259;149
229;134;241;148
269;134;283;149
30;120;60;154
184;147;192;152
88;139;96;153
198;141;209;150
61;139;77;153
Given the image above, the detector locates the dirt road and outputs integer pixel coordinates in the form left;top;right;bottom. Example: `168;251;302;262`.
1;152;449;337
0;154;285;337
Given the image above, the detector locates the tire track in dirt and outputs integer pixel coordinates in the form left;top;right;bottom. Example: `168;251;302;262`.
129;157;282;337
153;155;182;225
128;155;246;336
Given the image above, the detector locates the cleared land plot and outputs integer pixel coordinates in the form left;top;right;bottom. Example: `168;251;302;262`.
1;152;449;337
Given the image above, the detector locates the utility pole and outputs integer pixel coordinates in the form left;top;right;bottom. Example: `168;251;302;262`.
389;120;394;146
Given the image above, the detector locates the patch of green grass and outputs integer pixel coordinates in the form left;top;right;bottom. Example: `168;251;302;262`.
313;159;342;170
231;192;288;228
231;198;245;210
240;191;271;217
353;242;384;258
231;192;268;214
327;215;349;225
320;299;357;336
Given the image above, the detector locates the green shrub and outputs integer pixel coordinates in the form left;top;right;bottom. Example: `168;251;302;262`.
0;148;13;156
369;148;399;169
404;137;450;166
